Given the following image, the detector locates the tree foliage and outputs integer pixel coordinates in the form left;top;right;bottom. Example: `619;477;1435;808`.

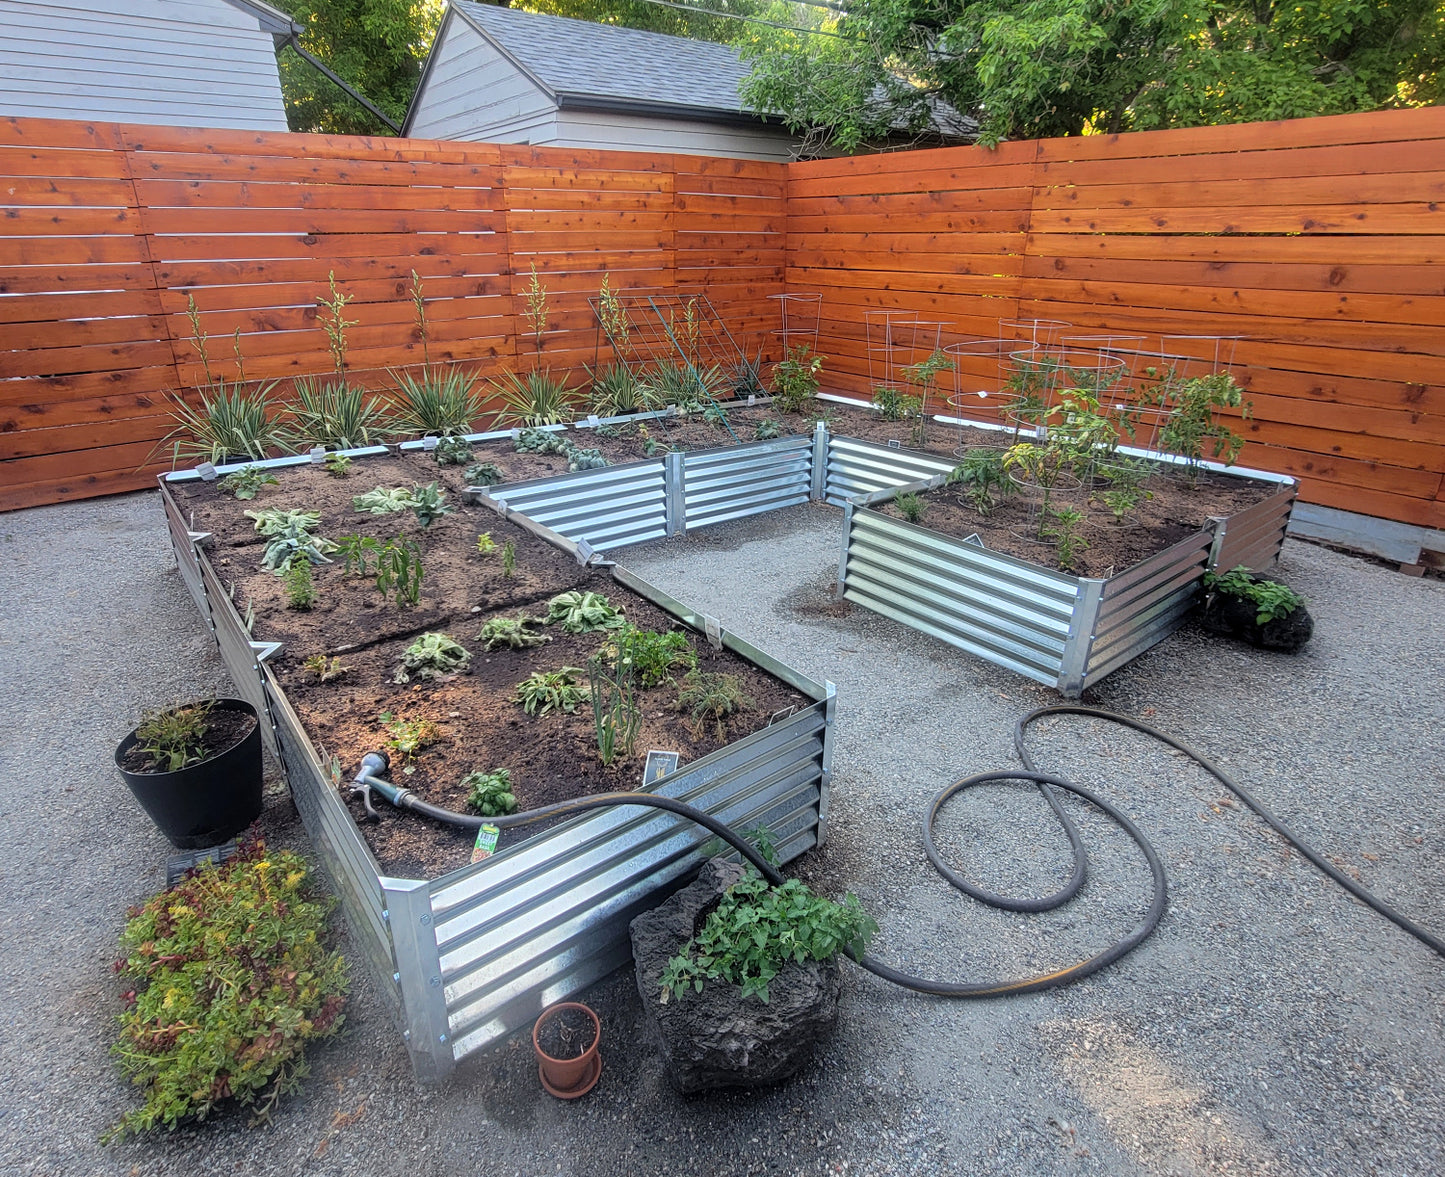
740;0;1445;150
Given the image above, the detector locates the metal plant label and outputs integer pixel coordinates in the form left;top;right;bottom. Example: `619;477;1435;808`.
575;539;596;565
586;414;601;428
196;462;218;481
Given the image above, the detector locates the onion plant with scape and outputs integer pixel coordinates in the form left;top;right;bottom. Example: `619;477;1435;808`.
103;840;347;1142
658;871;877;1004
588;631;642;767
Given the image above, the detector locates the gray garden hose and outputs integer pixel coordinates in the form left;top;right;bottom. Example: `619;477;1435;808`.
351;705;1444;1001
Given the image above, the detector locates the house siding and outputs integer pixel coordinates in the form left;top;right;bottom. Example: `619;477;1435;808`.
0;0;288;130
407;11;555;144
549;108;797;161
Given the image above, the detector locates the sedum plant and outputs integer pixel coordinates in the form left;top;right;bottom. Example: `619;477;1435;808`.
514;668;588;716
475;531;497;555
477;614;550;650
463;769;518;817
395;632;471;683
103;841;346;1141
659;870;877;1005
588;637;641;767
323;451;352;478
545;590;626;634
216;466;278;500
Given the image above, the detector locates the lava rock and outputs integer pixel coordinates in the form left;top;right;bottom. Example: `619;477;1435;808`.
1201;578;1314;652
629;858;841;1094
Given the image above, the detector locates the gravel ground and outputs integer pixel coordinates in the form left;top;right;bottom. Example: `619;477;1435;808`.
1;492;1441;1177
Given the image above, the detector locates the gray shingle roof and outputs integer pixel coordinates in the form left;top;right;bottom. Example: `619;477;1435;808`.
453;1;757;118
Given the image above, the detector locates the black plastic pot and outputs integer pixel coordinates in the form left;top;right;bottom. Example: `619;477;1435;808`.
114;698;264;849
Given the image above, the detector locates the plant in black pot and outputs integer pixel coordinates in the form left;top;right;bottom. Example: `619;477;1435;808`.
1201;566;1313;653
114;698;263;849
630;857;877;1093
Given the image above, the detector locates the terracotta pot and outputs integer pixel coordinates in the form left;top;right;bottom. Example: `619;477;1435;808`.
532;1001;601;1098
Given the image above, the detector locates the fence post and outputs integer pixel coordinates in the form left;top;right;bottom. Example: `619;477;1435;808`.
810;420;829;501
664;449;686;536
380;877;455;1084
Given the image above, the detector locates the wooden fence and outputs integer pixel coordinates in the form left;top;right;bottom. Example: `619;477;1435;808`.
2;107;1442;528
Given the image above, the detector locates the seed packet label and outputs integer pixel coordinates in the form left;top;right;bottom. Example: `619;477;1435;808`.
309;446;327;463
471;824;500;863
421;435;439;451
196;462;218;481
586;414;601;428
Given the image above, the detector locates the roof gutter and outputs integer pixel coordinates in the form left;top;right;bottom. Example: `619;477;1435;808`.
283;34;402;134
553;91;783;131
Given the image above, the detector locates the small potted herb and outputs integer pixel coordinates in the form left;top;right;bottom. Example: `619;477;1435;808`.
113;699;263;848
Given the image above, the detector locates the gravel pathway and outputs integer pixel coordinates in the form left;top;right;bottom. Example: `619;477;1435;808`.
1;492;1441;1177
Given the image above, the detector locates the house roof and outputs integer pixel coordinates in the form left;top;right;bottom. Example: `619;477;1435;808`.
222;0;304;42
450;1;769;123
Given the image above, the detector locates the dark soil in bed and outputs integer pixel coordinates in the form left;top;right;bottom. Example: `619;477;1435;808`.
174;463;807;880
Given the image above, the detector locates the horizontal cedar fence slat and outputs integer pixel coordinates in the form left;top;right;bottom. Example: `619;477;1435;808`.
3;106;1442;528
787;105;1445;531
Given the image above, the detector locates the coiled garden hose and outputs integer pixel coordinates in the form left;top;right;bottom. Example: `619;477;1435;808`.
351;704;1444;1001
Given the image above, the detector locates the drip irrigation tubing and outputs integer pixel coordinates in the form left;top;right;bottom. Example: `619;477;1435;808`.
353;705;1443;998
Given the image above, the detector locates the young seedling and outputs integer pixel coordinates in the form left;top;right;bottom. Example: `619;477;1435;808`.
378;711;441;767
513;668;588;716
545;590;626;634
302;654;348;683
676;670;754;741
476;614;550;650
463;769;518;817
475;532;497;555
1042;506;1090;572
323;452;352;478
284;559;317;610
895;492;926;524
217;466;279;500
409;482;453;528
394;632;471;683
502;541;516;578
754;418;783;441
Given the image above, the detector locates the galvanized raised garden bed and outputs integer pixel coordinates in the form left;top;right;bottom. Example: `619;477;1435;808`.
158;470;835;1083
835;456;1298;696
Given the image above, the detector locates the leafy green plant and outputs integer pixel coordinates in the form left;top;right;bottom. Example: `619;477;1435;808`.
352;486;414;514
514;426;566;454
409;482;453;528
463;769;518;817
286;377;395;450
476;614;551;650
217;466;279;500
607;627;696;688
133;700;214;772
586;362;658;417
394;632;471;683
103;841;345;1142
546;590;626;634
588;638;641;766
895;491;926;524
1203;566;1306;624
284;559;317;610
491;369;575;427
1042;506;1089;571
302;654;348;683
431;436;472;466
1155;370;1252;482
754;417;784;441
390;367;484;438
658;870;877;1005
378;711;441;762
950;448;1013;515
676;670;754;740
701;402;730;429
475;531;497;555
246;507;321;535
514;668;588;717
464;462;504;488
900;348;954;445
337;534;423;606
771;346;824;414
502;540;516;578
323;452;352;478
872;384;922;424
245;510;336;574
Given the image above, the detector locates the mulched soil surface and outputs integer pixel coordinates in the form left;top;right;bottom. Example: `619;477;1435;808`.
172;462;805;880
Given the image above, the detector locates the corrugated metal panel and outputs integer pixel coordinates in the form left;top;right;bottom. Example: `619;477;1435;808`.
842;508;1081;687
683;436;812;529
1084;531;1214;686
159;483;211;623
196;549;281;762
475;459;668;552
264;671;403;1019
826;436;957;505
1212;485;1297;573
430;704;827;1063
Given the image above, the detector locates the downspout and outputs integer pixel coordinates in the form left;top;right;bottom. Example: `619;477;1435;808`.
282;33;403;134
